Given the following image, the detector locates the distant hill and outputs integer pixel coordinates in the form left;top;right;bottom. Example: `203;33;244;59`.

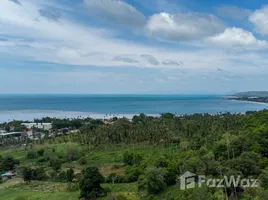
233;91;268;98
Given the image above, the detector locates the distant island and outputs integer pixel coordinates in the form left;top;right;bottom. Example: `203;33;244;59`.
228;91;268;103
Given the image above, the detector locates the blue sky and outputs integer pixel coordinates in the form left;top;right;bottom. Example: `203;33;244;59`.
1;0;268;94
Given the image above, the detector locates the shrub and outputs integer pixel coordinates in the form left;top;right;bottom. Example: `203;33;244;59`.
1;156;20;170
154;156;168;168
78;157;87;165
138;167;167;195
57;171;67;182
37;148;45;157
22;167;32;183
106;173;126;184
31;167;47;180
66;148;80;162
66;168;74;182
26;151;37;159
123;151;142;166
67;183;79;192
260;167;268;189
49;157;62;171
37;156;50;163
125;165;143;182
79;166;106;200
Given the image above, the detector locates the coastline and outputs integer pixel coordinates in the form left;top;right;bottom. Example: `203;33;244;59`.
0;110;160;123
229;99;268;105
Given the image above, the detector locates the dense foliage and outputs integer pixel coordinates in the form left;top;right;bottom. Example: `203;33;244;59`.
2;110;268;199
79;166;106;200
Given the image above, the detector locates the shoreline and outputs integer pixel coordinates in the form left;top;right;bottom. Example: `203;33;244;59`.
0;110;160;123
229;99;268;105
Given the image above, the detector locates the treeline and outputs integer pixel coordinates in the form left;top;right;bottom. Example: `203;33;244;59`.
3;110;268;199
72;110;268;199
65;112;245;150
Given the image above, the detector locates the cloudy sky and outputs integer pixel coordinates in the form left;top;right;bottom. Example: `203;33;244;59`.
1;0;268;94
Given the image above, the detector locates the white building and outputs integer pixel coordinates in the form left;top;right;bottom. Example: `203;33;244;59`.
0;129;7;134
0;132;25;137
21;123;52;131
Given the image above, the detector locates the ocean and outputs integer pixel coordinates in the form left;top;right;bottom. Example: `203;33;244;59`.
0;94;268;122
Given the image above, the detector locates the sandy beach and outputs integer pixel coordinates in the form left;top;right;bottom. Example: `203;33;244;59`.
0;110;160;123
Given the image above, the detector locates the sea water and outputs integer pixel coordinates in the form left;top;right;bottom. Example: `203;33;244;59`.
0;94;267;122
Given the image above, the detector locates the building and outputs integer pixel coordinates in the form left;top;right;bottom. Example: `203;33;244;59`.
0;132;25;138
21;123;52;131
0;129;7;134
10;126;15;131
1;171;17;181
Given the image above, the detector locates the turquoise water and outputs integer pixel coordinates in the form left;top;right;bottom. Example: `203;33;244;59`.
0;94;267;122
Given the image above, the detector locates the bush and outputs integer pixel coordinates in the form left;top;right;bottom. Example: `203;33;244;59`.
57;171;67;182
49;157;62;171
66;168;74;182
123;151;142;166
26;151;37;159
22;167;32;182
66;148;80;162
37;149;45;157
154;156;168;168
31;167;47;180
105;173;126;184
67;183;79;192
78;157;87;165
125;165;143;182
1;156;20;170
79;166;106;200
37;156;50;163
138;167;167;195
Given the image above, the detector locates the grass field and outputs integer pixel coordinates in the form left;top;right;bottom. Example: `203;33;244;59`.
0;142;181;200
0;179;141;200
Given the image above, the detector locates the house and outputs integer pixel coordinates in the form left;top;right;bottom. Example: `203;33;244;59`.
10;126;15;131
25;129;34;139
0;129;7;134
21;123;52;131
1;171;17;181
0;132;25;138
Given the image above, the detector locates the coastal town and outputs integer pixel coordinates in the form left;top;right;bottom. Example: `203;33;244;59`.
227;91;268;104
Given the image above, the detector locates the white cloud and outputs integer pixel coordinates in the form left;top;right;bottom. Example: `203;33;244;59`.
207;27;268;50
216;5;252;20
1;0;268;78
146;12;225;42
84;0;146;28
249;6;268;35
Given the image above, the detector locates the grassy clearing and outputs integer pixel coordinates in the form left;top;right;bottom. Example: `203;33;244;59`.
0;180;140;200
0;181;79;200
0;142;181;200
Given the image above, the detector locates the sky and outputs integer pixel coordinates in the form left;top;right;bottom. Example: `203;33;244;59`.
1;0;268;94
